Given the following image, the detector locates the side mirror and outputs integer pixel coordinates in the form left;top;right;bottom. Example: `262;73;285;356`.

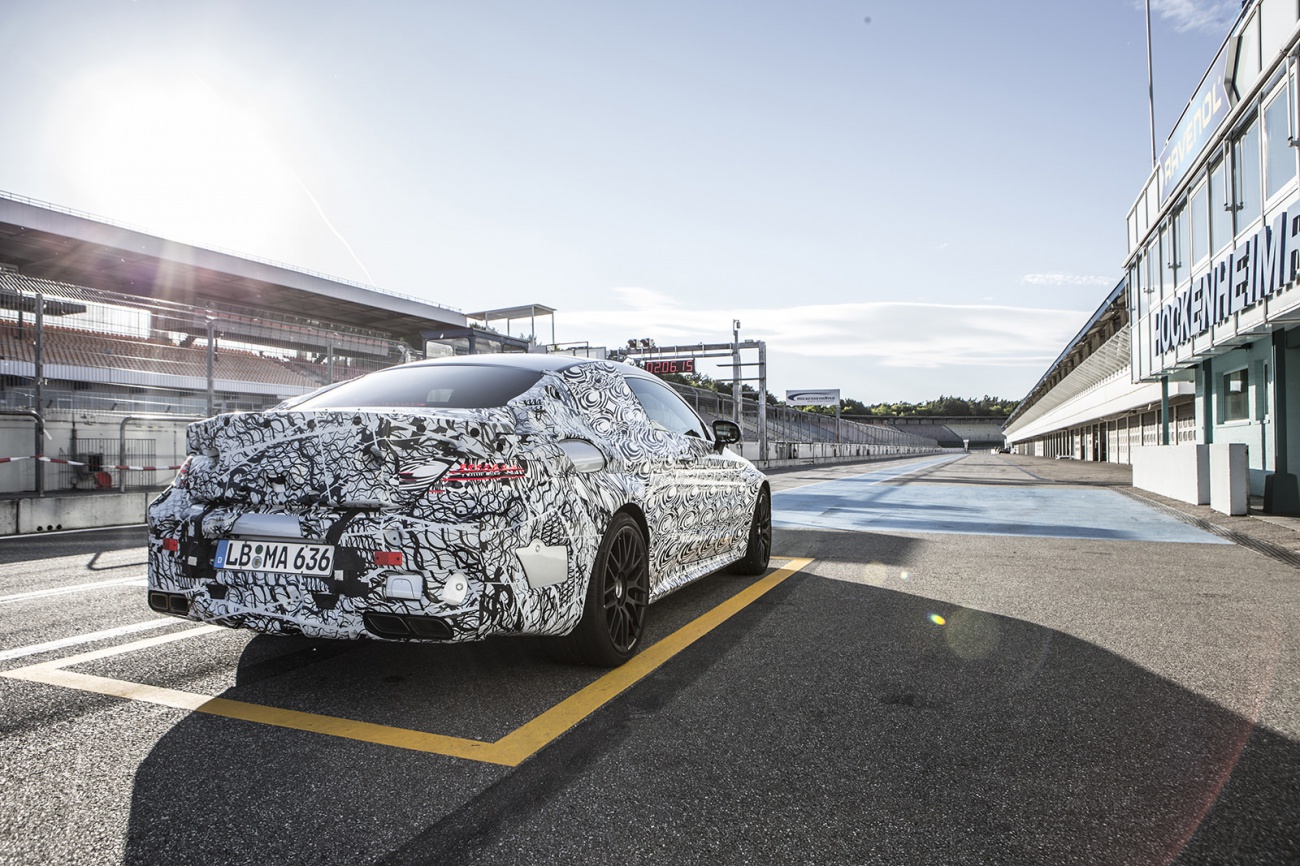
712;419;741;448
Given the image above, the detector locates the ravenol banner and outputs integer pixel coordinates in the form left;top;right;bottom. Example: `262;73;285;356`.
1159;42;1231;205
786;389;840;406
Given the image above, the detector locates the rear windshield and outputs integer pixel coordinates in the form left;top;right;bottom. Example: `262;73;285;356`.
289;365;544;410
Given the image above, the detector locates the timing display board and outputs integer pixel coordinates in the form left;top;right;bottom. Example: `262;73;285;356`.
643;358;696;375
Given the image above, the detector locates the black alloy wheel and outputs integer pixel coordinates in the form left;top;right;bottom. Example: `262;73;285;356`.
729;487;772;576
555;512;649;667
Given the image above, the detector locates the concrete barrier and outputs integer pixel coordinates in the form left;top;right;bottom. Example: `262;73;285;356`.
3;493;152;535
1131;444;1210;505
1209;443;1248;516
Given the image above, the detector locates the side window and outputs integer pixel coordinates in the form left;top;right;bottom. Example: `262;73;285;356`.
626;377;709;439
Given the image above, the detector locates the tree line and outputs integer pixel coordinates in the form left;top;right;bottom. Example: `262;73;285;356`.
653;371;1015;417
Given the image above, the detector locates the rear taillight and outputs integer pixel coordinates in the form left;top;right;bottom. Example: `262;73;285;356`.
442;462;525;482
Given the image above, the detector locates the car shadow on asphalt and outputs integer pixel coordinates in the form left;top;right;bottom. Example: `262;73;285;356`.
118;536;1298;865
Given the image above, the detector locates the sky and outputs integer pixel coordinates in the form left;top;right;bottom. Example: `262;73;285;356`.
0;0;1242;404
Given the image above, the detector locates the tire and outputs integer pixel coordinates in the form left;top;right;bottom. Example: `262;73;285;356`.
728;487;771;576
554;512;649;667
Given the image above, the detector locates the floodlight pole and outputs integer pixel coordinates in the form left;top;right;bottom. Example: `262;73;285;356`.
1146;0;1157;167
205;317;216;417
34;288;44;496
757;340;768;461
731;320;742;428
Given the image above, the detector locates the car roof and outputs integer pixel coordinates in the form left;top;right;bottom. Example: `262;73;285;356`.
405;352;641;375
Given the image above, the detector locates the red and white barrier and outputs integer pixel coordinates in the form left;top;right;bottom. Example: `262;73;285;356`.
0;456;184;471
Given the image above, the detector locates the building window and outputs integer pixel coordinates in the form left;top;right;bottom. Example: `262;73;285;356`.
1233;118;1262;231
1210;158;1232;252
1190;181;1208;264
1174;202;1189;284
1131;263;1146;316
1264;86;1294;199
1145;239;1159;298
1224;368;1249;422
1160;222;1174;297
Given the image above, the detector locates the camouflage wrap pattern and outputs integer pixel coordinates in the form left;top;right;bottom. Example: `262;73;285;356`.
147;360;766;643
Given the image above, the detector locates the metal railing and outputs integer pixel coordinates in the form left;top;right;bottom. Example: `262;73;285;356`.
667;382;939;452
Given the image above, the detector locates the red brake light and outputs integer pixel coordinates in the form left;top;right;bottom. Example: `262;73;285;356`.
442;462;525;482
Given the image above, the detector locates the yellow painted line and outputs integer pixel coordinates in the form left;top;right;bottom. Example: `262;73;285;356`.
492;556;814;764
1;557;814;765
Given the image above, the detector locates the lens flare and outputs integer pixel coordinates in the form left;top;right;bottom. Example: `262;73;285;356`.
929;613;946;626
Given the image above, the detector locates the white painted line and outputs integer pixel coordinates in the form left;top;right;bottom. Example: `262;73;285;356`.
0;576;147;605
774;454;964;495
5;624;223;672
0;618;192;663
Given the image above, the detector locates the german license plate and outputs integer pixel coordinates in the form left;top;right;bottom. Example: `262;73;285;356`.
214;539;336;577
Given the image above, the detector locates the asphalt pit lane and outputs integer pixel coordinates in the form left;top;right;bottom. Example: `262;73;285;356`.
879;692;926;708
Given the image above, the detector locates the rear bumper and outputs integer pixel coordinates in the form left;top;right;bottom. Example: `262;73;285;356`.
146;493;594;642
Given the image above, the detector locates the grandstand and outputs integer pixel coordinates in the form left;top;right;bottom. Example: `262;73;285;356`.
0;272;402;416
0;193;488;494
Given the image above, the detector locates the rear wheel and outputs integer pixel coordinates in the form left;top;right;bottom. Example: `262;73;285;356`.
554;512;649;667
728;487;771;576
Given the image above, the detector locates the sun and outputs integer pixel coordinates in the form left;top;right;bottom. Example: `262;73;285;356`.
50;65;299;251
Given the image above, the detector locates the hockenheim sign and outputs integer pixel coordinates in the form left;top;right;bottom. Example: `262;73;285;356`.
1151;210;1298;355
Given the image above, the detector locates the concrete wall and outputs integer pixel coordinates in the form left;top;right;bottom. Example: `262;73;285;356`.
741;441;942;468
1131;444;1210;505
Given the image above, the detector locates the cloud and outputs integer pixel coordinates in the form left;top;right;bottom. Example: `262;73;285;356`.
561;299;1092;402
611;286;683;310
1020;273;1114;287
1146;0;1240;34
563;299;1088;370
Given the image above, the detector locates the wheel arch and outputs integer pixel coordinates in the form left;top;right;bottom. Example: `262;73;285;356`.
614;502;650;546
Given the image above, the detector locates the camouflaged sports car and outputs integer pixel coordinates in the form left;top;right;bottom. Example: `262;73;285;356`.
147;353;771;666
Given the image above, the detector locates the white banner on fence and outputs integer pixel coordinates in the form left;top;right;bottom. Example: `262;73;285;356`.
785;389;840;407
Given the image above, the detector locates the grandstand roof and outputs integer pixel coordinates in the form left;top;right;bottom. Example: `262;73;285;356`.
1005;279;1128;428
0;192;467;346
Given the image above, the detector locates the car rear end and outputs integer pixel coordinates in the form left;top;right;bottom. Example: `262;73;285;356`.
147;361;604;643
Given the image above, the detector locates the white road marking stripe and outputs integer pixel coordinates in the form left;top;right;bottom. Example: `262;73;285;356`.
0;618;193;663
0;576;147;604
